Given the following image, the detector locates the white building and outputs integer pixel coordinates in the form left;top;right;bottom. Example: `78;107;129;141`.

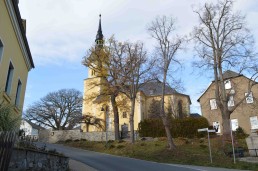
20;119;44;139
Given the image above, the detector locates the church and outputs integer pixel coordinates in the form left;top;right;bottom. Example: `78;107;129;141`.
81;15;191;133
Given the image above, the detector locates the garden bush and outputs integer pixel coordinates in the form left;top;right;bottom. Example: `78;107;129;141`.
234;127;248;139
138;117;209;138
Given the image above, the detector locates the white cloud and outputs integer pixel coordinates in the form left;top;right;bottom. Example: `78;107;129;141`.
19;0;258;114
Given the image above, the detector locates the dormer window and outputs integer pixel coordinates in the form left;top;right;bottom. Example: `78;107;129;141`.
224;80;231;89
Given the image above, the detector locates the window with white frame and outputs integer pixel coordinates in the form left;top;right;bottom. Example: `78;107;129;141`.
245;92;254;104
224;79;231;89
0;39;3;62
231;119;239;131
250;116;258;130
5;62;14;95
213;121;220;133
210;99;217;110
228;95;234;107
15;80;22;106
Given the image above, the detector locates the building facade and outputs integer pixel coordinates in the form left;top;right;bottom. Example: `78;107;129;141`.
81;16;191;132
198;70;258;134
0;0;34;114
20;119;44;140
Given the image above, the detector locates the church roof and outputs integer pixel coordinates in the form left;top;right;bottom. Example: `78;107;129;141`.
95;14;104;43
139;81;177;96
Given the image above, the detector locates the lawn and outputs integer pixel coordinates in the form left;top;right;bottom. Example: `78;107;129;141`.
62;137;258;170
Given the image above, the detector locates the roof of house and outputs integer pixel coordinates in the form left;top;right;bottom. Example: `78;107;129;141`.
11;0;34;68
197;70;243;102
222;70;242;79
23;119;45;130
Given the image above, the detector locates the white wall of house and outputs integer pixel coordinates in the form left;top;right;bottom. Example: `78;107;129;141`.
20;120;38;136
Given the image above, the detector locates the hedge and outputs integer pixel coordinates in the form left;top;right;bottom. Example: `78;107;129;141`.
138;117;209;138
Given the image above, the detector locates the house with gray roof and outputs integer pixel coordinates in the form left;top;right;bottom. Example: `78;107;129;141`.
198;70;258;134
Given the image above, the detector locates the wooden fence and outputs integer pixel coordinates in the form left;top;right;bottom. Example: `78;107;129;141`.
0;131;16;171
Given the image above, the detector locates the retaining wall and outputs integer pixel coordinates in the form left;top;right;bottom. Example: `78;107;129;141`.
39;130;115;143
8;148;69;171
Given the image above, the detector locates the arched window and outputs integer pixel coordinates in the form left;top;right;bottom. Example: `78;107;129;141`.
0;39;3;62
178;100;183;119
91;69;95;76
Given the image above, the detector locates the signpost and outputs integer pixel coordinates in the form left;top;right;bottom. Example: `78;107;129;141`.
198;128;215;163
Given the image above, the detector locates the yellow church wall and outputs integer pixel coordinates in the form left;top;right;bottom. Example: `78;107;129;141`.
83;78;190;131
0;0;30;115
144;94;190;118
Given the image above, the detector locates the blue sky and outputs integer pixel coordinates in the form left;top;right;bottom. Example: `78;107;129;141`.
19;0;258;114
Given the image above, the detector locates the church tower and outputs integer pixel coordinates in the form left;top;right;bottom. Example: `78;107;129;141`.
82;14;109;132
88;14;104;78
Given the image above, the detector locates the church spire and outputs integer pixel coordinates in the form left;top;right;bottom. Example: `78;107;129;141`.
95;14;104;46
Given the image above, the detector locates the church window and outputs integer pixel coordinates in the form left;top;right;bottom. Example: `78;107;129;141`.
91;70;95;76
245;92;254;104
122;112;127;118
210;99;217;110
178;100;183;118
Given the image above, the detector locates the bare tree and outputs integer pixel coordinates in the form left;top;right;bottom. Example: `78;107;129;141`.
147;16;184;150
192;0;258;136
82;36;128;140
120;41;155;144
25;89;82;130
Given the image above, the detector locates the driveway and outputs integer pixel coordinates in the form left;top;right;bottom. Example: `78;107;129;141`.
36;142;249;171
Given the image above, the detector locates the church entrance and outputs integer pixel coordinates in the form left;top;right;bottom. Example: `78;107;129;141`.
121;123;128;139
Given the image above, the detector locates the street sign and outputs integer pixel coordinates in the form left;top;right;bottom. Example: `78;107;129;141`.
198;128;208;132
208;130;215;133
197;127;213;163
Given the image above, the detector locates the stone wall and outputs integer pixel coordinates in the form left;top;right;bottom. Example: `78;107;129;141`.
39;130;115;143
8;148;69;171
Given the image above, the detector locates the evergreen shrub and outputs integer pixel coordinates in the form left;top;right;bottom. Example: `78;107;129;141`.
138;117;209;138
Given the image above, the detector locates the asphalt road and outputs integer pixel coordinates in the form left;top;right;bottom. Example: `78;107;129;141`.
36;142;249;171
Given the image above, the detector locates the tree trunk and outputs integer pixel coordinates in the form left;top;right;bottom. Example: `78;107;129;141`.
130;98;136;144
86;124;89;132
160;71;176;150
222;108;231;139
111;94;120;140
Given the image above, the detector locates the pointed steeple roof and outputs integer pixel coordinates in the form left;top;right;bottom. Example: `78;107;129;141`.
95;14;104;43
